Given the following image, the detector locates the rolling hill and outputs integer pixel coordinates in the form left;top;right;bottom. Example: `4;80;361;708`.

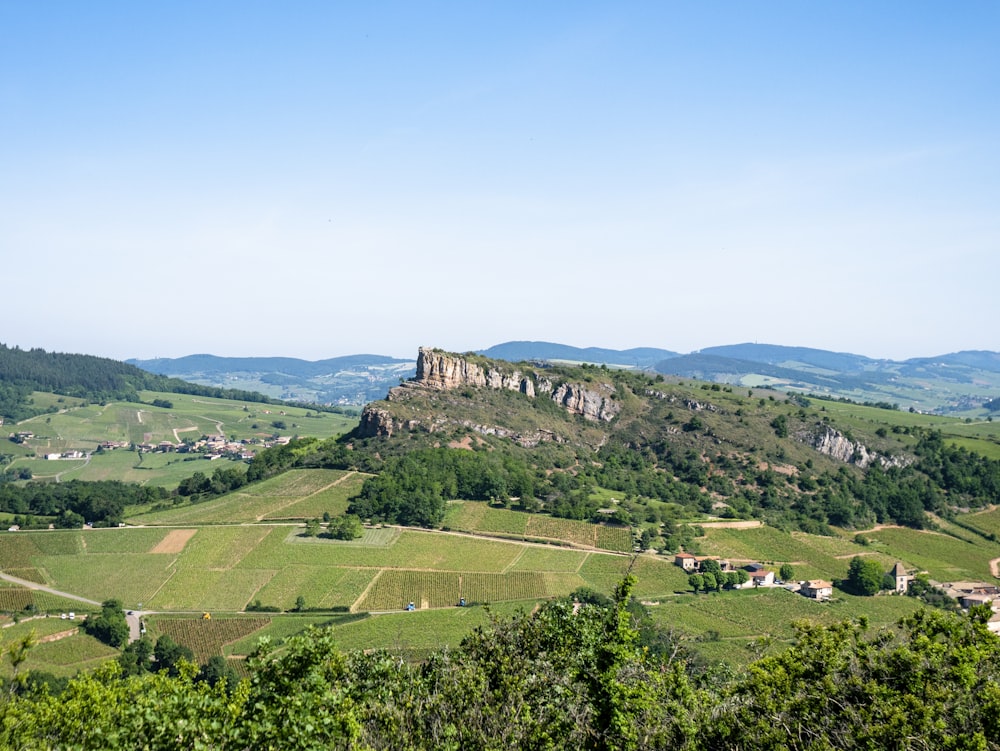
125;340;1000;415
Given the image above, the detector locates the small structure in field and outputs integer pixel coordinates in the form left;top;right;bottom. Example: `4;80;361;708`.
800;580;833;600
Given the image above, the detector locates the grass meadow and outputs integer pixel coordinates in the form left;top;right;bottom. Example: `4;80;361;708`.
0;618;119;678
443;502;634;552
8;391;356;488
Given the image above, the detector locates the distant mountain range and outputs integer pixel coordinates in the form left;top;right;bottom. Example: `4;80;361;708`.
128;341;1000;415
126;353;417;407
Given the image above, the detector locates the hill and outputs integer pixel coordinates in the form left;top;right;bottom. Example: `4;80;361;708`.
477;340;678;369
656;344;1000;414
125;340;1000;416
127;353;416;406
0;344;337;424
344;347;1000;539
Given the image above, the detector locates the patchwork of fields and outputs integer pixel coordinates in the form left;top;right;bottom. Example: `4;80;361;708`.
2;467;999;673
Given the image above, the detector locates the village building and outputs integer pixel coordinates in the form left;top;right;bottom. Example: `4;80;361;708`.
673;554;732;574
800;580;833;600
890;561;914;593
750;569;775;587
959;592;996;610
674;553;699;572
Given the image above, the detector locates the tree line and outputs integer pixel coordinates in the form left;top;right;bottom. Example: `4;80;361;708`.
2;577;999;750
0;343;344;423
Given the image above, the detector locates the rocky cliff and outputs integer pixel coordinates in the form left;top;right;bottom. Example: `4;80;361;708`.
355;347;620;439
416;347;535;396
413;348;618;421
803;425;905;469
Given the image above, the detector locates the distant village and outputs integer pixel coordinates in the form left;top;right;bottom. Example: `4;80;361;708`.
8;430;291;462
673;552;1000;632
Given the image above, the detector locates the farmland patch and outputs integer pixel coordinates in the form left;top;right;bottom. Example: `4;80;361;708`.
151;529;197;554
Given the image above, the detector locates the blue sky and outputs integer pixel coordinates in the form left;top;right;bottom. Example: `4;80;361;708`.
2;2;997;361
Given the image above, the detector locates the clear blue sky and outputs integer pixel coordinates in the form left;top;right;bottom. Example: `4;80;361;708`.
2;2;997;361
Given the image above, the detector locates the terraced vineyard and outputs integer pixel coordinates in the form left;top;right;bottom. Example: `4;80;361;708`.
443;502;633;552
151;617;271;662
354;570;549;611
128;469;367;525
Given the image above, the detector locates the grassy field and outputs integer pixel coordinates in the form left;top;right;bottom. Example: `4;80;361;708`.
958;507;1000;537
2;450;999;676
649;586;927;667
7;391;356;488
354;570;551;611
126;469;367;525
0;617;119;678
443;502;634;552
146;616;272;662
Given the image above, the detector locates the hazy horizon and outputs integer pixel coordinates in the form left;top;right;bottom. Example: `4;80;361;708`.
4;3;997;362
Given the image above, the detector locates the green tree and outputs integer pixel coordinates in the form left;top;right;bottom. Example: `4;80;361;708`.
197;655;239;692
688;573;704;593
82;599;129;648
846;556;883;596
779;563;795;582
701;572;718;592
704;609;1000;750
770;414;788;438
153;635;194;677
327;514;363;540
701;558;722;576
118;637;153;676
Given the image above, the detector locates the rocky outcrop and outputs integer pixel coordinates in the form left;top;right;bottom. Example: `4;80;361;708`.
416;348;534;396
551;383;619;421
355;405;422;438
412;347;617;422
356;348;621;441
803;425;909;469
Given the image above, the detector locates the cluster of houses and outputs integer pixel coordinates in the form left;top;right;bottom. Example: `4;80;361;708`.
11;430;293;463
44;450;85;460
674;553;799;590
128;435;256;460
673;552;914;603
101;434;291;460
939;581;1000;632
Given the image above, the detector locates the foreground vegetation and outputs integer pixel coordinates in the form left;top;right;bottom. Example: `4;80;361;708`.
2;577;999;750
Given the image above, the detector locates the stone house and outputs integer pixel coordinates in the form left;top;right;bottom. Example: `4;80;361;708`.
800;580;833;600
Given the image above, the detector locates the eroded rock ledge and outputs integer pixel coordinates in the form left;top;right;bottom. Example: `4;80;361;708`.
801;425;907;469
356;347;620;439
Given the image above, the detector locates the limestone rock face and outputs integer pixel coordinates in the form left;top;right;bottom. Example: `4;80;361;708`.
551;382;620;421
810;425;894;469
416;348;534;396
356;405;397;438
412;347;615;422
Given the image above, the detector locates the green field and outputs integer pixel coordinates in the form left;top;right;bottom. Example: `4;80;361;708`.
6;391;356;488
2;445;999;678
0;617;119;678
648;586;927;667
127;469;367;525
443;502;634;552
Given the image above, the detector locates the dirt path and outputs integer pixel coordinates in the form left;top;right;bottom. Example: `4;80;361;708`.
172;426;199;443
990;557;1000;578
696;520;763;529
351;570;383;612
0;572;101;607
53;452;91;483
